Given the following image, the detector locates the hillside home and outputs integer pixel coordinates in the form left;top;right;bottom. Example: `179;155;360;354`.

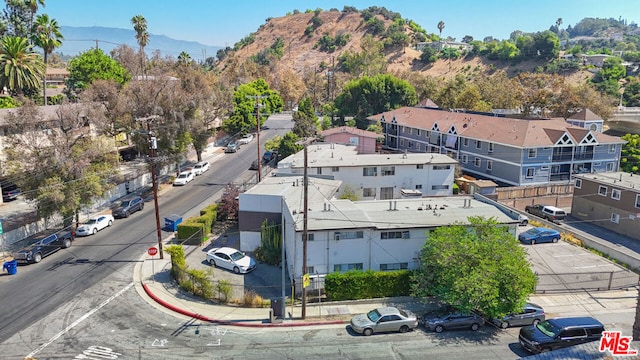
571;172;640;240
371;107;625;187
276;143;457;199
319;126;379;154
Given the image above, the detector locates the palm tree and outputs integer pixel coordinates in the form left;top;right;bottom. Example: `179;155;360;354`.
131;15;149;77
26;0;46;36
0;36;45;95
437;21;445;39
32;13;63;105
177;51;191;66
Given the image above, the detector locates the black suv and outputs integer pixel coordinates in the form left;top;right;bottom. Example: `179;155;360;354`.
12;227;75;263
112;196;144;218
519;316;605;354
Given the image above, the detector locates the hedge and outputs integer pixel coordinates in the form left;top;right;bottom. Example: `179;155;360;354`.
324;269;412;301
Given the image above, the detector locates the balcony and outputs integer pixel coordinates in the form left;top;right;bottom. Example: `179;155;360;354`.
574;151;594;160
551;153;573;162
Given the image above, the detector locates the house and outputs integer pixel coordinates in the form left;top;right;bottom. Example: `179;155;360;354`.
565;109;604;133
319;126;379;154
571;172;640;240
371;107;625;187
416;41;472;52
238;175;517;289
276;143;457;199
582;54;612;67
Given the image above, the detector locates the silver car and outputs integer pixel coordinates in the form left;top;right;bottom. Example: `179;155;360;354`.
423;312;485;333
350;307;418;336
493;303;545;329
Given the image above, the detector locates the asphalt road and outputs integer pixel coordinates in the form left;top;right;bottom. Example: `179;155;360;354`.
0;115;293;350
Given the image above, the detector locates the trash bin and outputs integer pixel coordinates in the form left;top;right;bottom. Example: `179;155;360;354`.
271;297;284;318
164;214;182;232
3;260;17;275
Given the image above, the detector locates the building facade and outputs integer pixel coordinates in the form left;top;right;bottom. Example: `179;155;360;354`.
319;126;379;154
372;107;625;186
571;172;640;240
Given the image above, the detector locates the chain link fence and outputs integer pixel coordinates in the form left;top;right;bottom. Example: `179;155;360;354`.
535;270;639;293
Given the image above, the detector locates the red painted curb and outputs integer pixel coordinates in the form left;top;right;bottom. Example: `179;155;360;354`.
141;282;347;327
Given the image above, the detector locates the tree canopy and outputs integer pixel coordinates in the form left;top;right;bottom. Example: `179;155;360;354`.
222;78;283;136
411;216;537;319
66;48;131;96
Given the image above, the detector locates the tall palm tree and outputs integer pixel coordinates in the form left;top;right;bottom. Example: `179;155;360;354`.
26;0;46;36
0;36;45;95
131;15;149;77
32;13;63;105
177;51;191;66
437;21;445;39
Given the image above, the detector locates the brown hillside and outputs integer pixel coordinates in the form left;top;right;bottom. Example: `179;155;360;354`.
217;10;591;84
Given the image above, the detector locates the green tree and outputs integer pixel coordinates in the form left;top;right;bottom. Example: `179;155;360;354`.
620;133;640;174
131;14;149;76
338;34;386;77
277;131;302;159
292;96;317;138
2;0;45;38
222;78;283;136
66;48;130;96
437;20;445;39
411;216;536;319
31;13;63;105
334;74;417;127
0;35;44;95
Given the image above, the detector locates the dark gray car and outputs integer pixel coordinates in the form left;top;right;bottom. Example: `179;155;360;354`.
112;196;144;218
423;312;485;333
493;303;545;329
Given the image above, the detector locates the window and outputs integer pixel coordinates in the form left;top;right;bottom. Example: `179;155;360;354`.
317;168;322;175
598;186;607;196
528;148;537;158
433;165;451;170
474;157;481;167
575;179;582;189
363;188;376;197
401;126;405;133
416;164;424;169
487;160;493;170
408;128;412;135
462;154;468;164
636;194;640;209
307;233;314;241
399;139;404;146
408;141;413;148
381;231;410;239
611;213;620;224
526;168;534;178
334;231;363;240
380;263;409;271
416;143;421;151
416;129;421;136
415;184;422;189
475;140;482;149
431;184;450;190
606;162;614;171
488;143;494;153
306;266;315;274
609;144;617;153
363;167;377;176
331;167;339;172
380;187;394;199
381;166;395;176
334;263;363;272
463;138;469;147
611;189;621;200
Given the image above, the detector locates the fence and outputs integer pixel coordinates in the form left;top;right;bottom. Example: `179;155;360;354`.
535;270;639;294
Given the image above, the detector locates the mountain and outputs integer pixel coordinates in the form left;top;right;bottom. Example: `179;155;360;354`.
56;26;221;62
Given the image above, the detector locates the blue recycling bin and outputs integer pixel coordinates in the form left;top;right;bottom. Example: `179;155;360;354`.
3;260;17;275
164;214;182;232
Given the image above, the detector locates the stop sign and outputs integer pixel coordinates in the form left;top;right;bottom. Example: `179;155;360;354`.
148;247;158;256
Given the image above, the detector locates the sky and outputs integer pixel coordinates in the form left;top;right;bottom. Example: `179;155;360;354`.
46;0;639;48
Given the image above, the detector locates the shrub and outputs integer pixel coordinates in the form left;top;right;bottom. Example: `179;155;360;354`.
216;279;232;303
325;269;412;301
243;289;265;307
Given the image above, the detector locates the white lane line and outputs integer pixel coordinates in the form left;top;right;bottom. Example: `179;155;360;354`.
26;282;134;358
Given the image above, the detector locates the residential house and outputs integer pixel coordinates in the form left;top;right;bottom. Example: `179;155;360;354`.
571;172;640;240
372;107;625;186
416;41;472;52
319;126;379;154
566;109;604;133
276;143;457;199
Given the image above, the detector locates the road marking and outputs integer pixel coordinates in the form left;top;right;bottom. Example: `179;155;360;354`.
152;338;168;347
25;282;134;359
207;339;221;346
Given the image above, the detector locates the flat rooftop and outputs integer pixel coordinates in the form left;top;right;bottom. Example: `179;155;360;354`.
574;172;640;190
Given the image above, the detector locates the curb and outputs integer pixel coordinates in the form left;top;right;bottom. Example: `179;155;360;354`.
141;282;347;328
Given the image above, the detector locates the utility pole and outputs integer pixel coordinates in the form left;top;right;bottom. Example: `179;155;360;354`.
247;95;268;182
297;137;316;319
137;115;164;259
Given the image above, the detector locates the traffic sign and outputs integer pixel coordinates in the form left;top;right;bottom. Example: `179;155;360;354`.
302;273;310;288
148;247;158;256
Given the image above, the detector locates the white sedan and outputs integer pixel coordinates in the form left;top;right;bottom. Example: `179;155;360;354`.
173;171;194;186
193;161;210;175
206;247;256;274
76;215;114;236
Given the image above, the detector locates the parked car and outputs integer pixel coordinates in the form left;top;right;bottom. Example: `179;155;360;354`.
519;227;561;245
238;133;254;144
350;307;418;336
193;161;210;175
76;215;114;236
206;247;256;274
519;316;605;354
518;214;529;226
12;227;75;263
493;303;545;329
262;150;275;162
225;142;240;153
1;181;20;202
173;171;194;186
525;204;567;222
423;312;485;333
112;196;144;218
250;159;259;170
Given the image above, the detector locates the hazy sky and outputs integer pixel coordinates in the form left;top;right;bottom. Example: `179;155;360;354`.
46;0;638;47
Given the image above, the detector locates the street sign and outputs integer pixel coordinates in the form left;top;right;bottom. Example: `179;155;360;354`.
302;273;310;288
148;247;158;256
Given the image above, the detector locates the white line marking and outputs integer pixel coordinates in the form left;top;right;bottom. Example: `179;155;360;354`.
207;339;221;346
26;282;134;358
